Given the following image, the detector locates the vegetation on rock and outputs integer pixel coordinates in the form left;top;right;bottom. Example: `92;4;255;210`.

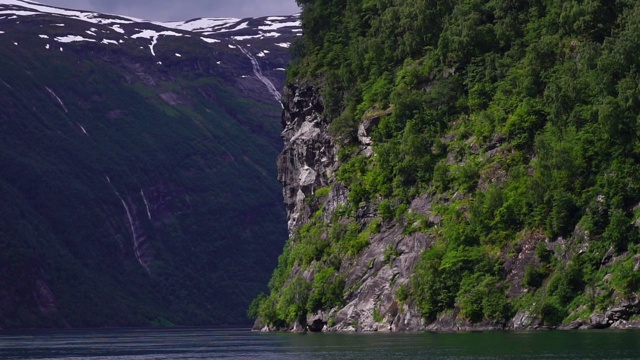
254;0;640;329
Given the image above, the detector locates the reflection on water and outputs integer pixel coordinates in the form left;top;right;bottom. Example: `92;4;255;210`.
1;327;640;359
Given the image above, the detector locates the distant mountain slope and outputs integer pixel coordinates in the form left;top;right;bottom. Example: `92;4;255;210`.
0;0;299;328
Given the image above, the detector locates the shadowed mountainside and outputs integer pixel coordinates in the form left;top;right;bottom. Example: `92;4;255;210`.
0;0;299;328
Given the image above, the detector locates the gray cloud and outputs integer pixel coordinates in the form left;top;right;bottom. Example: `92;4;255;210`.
36;0;300;21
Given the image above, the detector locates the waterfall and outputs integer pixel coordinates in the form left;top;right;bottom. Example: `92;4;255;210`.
237;44;283;106
140;189;152;220
106;176;151;274
45;86;68;113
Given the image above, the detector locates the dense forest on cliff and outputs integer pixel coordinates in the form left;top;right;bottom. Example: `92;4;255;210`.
254;0;640;329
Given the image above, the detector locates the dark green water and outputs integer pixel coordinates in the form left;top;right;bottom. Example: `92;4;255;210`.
1;328;639;359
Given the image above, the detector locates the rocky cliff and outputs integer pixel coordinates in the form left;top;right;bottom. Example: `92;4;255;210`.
266;80;498;332
272;81;428;331
254;0;640;332
260;79;640;333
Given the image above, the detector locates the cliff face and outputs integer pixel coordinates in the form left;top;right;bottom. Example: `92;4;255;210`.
260;0;640;331
276;81;428;331
278;82;339;236
273;81;492;332
269;79;640;333
256;0;640;333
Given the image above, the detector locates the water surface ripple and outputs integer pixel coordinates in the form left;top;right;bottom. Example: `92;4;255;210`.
1;327;639;359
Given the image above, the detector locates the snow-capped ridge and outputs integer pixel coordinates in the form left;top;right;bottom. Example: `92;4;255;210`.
159;17;240;32
0;1;301;48
0;1;300;94
0;0;141;24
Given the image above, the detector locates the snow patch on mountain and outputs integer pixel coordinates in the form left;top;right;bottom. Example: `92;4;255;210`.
0;10;38;16
55;35;96;43
110;25;125;33
101;39;118;45
200;37;220;43
232;32;281;41
0;1;301;76
258;20;300;31
161;17;239;32
131;29;183;56
0;0;138;25
131;29;183;40
209;21;249;34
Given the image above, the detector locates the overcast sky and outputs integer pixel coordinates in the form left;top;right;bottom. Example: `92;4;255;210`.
36;0;300;21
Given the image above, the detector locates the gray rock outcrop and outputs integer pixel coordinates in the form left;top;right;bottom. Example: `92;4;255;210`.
278;81;339;236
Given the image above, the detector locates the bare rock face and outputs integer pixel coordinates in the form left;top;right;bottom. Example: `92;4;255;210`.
588;297;640;329
357;107;390;158
425;310;505;332
278;81;339;236
327;223;434;332
509;311;542;330
503;230;547;298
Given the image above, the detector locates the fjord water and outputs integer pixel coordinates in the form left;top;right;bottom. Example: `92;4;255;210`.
1;328;639;359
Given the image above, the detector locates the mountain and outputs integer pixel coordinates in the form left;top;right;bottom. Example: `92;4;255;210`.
0;0;299;328
254;0;640;332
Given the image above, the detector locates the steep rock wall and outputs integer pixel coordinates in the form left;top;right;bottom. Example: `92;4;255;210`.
275;81;431;331
268;80;640;333
259;0;640;334
278;81;340;236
